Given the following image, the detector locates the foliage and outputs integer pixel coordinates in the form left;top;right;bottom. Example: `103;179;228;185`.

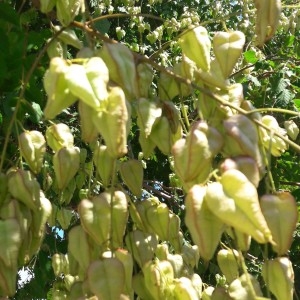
0;0;299;299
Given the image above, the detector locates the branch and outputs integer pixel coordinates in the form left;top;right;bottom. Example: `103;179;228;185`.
71;20;300;154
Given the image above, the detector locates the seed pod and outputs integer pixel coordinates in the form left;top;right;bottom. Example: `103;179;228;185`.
195;59;229;90
52;253;70;276
119;159;144;197
57;208;73;230
93;144;115;187
78;101;98;143
136;98;162;138
168;213;182;253
114;249;134;298
0;219;22;296
156;244;184;278
88;258;125;300
205;170;273;244
284;120;299;141
0;172;8;205
158;69;180;101
53;26;83;49
254;0;282;46
125;230;158;268
46;38;66;59
56;0;82;26
226;228;251;252
143;259;174;299
129;197;160;233
217;249;240;283
212;287;233;300
149;116;174;155
145;203;170;240
262;257;294;300
43;58;77;119
19;130;46;174
28;192;52;257
260;115;288;156
136;63;153;98
173;57;197;97
64;274;78;291
98;43;138;99
229;273;263;299
191;273;202;299
260;192;298;255
53;146;80;190
213;31;245;78
172;121;223;189
173;277;199;300
84;57;109;103
66;64;102;110
46;123;74;152
179;26;211;72
185;185;224;261
220;156;261;188
110;190;129;248
202;286;214;300
79;191;128;249
0;218;21;269
92;86;130;158
68;225;93;272
7;169;40;211
133;272;156;300
223;114;264;172
181;244;200;268
138;130;156;159
40;0;56;13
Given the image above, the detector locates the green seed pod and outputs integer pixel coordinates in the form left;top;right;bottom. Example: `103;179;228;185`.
92;86;130;158
43;58;77;119
173;277;199;300
88;258;125;300
217;249;240;283
19;130;46;174
260;192;298;255
53;146;80;190
179;26;211;72
262;257;294;300
213;31;245;78
119;159;144;197
143;259;174;299
46;123;74;152
53;26;83;49
40;0;56;13
125;230;158;268
56;0;82;26
98;43;138;99
7;169;40;211
185;185;224;261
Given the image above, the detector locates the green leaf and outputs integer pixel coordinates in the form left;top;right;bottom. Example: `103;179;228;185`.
243;50;258;64
247;75;261;87
0;3;20;27
93;19;111;34
293;99;300;111
24;101;43;123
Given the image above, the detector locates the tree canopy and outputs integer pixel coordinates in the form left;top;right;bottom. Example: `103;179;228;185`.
0;0;299;299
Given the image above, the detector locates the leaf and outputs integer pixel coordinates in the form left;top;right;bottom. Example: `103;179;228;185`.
0;3;20;27
88;258;125;300
293;99;300;111
93;19;111;34
247;75;261;87
277;89;293;105
243;50;258;64
29;102;43;123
